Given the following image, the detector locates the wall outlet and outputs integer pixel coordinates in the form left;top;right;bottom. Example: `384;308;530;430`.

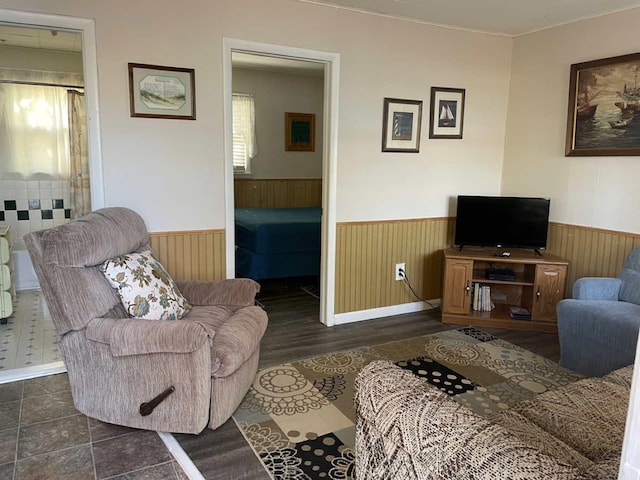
395;263;405;281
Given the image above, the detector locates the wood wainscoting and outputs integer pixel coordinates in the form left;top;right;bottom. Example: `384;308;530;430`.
335;218;640;315
546;222;640;297
335;218;454;314
149;229;226;281
234;178;322;208
146;220;640;316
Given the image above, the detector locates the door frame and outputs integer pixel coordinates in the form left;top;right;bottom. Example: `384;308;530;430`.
0;8;104;383
222;38;339;326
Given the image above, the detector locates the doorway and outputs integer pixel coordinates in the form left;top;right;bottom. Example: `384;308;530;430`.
0;9;104;383
232;53;324;313
223;38;339;326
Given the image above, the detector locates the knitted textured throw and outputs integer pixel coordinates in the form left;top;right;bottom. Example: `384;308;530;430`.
233;327;583;480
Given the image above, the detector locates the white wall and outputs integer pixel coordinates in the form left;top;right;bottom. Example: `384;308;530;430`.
333;15;512;222
232;67;323;178
503;8;640;234
0;0;513;231
0;44;82;73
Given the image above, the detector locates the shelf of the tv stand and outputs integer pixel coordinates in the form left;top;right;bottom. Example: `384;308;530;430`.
471;269;533;286
441;248;568;333
441;311;558;333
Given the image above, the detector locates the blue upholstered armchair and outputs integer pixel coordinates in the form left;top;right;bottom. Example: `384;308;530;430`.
556;247;640;377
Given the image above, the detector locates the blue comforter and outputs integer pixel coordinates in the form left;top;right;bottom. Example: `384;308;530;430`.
234;207;321;280
234;207;321;255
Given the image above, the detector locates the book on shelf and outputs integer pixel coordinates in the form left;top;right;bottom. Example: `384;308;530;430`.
471;283;495;312
483;285;495;311
509;305;531;320
473;282;480;310
482;285;489;311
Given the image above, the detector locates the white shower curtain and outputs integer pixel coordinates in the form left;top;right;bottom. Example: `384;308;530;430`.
67;90;91;218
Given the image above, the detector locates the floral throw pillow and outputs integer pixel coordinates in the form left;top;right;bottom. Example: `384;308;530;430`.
100;251;192;320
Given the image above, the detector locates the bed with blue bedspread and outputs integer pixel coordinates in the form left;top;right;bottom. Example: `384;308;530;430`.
235;207;321;280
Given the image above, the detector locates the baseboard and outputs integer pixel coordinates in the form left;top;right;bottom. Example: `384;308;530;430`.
0;361;66;384
333;299;440;325
157;432;205;480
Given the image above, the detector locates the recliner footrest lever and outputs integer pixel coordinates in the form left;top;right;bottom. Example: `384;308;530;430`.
139;386;175;416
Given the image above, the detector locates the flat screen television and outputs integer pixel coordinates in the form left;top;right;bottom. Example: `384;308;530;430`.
454;195;551;252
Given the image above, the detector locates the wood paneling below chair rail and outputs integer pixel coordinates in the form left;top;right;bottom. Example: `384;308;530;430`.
546;222;640;297
335;218;454;314
147;220;640;314
335;219;640;314
234;178;322;208
149;229;226;281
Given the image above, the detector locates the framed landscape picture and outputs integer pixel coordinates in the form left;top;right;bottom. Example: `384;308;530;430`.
429;87;465;139
382;97;423;152
128;63;196;120
566;52;640;156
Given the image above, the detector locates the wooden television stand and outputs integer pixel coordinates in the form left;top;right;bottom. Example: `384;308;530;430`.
441;247;568;333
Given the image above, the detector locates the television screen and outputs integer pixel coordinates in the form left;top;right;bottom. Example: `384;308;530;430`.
454;196;550;250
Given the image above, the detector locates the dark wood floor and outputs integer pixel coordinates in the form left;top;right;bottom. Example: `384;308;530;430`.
175;278;562;480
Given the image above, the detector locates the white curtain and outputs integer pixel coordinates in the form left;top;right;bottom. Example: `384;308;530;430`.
232;93;257;172
0;83;70;178
68;90;91;218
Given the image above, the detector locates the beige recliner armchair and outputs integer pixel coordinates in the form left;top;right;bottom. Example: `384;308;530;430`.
24;207;268;434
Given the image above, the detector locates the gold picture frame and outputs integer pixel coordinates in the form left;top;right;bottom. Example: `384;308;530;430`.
128;63;196;120
285;112;316;151
566;52;640;156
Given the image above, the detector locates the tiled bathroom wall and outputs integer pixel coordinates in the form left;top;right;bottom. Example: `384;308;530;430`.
0;179;71;250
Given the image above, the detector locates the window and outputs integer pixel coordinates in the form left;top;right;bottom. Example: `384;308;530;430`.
0;84;70;178
232;93;257;174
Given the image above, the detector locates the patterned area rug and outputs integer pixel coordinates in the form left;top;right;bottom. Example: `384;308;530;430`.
233;327;582;479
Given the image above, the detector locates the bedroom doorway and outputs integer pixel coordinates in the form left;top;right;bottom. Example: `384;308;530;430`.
223;38;339;326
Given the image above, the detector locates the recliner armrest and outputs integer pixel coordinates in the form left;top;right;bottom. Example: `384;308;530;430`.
176;279;260;307
572;277;621;300
86;317;215;357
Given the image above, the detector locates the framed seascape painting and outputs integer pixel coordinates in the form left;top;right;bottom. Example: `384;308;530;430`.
128;63;196;120
566;53;640;156
381;98;423;152
429;87;465;139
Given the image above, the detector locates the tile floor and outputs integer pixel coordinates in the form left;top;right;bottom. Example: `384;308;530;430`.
0;290;60;371
0;291;192;480
0;373;189;480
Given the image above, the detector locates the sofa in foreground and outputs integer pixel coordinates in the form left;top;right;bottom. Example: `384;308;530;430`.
354;360;631;480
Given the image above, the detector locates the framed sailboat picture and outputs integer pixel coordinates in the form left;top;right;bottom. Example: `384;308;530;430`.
566;52;640;156
382;98;423;152
429;87;465;139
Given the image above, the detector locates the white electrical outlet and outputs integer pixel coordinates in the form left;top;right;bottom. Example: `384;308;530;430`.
395;263;405;281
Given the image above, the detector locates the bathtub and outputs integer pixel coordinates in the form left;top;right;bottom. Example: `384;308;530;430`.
13;249;40;290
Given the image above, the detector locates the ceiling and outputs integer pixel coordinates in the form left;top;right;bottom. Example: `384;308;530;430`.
0;24;82;52
233;52;325;77
235;0;640;74
1;2;638;73
301;0;640;36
